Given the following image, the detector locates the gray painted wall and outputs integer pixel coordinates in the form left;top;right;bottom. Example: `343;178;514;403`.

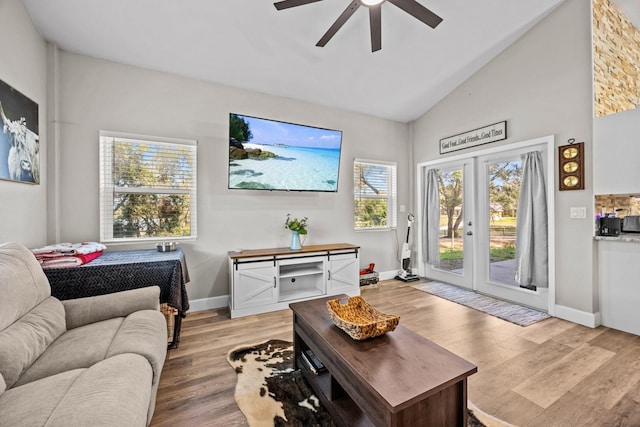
0;0;47;248
411;0;596;314
0;0;603;316
51;51;411;301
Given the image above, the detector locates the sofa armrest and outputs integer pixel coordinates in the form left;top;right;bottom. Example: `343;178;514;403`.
62;286;161;330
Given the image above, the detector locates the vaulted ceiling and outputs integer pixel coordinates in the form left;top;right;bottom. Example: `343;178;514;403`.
22;0;564;122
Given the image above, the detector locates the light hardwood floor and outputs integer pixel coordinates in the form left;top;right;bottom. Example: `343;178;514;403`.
150;280;640;427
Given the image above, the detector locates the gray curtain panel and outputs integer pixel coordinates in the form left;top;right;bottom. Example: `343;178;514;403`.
515;151;548;288
421;168;441;266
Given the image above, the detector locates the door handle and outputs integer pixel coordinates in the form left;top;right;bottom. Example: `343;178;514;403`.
466;231;473;236
273;277;277;288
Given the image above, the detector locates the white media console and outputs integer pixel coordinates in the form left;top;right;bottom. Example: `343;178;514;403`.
228;243;360;318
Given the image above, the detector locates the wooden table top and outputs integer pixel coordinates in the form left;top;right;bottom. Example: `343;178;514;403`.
290;295;478;411
228;243;359;259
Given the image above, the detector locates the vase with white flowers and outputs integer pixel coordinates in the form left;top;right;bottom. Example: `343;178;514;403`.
285;214;308;250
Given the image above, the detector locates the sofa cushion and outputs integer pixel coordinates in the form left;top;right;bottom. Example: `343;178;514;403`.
14;317;123;387
62;287;161;330
0;354;152;427
15;310;167;392
0;243;52;331
105;309;168;424
106;310;167;379
0;297;66;388
0;374;5;395
0;369;83;427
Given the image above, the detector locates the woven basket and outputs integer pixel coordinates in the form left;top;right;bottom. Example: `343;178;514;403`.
327;296;400;340
160;303;178;344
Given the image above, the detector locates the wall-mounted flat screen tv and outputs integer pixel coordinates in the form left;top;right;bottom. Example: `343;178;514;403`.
228;113;342;192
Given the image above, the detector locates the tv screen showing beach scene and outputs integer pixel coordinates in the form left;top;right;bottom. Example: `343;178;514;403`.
228;113;342;192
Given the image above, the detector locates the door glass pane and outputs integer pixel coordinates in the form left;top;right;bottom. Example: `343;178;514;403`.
437;168;464;274
487;161;521;286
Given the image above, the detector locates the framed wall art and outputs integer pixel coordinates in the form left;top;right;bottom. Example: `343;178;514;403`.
558;139;584;191
0;78;39;184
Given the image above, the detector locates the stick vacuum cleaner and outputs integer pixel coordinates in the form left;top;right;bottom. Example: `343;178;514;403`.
395;213;420;282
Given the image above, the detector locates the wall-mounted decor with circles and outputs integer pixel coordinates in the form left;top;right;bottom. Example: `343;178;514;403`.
558;140;584;191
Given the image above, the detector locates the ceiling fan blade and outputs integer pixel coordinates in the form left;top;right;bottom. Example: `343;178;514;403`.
369;5;382;52
274;0;323;11
387;0;443;28
316;0;360;47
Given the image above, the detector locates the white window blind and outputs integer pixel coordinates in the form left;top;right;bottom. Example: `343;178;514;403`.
354;158;397;230
99;131;197;242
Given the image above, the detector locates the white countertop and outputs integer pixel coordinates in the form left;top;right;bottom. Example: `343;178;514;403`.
594;233;640;243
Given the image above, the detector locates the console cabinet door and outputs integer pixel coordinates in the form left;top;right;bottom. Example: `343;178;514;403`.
233;261;277;309
328;254;359;294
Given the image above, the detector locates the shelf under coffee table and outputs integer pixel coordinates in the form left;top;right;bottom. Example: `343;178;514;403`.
290;295;477;427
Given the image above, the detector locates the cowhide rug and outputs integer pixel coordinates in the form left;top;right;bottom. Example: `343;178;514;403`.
227;339;516;427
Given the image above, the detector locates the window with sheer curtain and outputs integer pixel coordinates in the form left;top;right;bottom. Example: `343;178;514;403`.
353;159;397;230
99;131;197;242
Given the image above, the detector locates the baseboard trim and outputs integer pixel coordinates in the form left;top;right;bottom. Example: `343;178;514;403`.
555;304;601;328
191;293;602;329
379;270;401;281
189;295;229;312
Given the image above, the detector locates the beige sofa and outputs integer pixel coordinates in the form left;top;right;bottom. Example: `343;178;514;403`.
0;242;168;426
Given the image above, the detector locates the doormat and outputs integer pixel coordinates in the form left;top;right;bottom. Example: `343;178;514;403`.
412;281;551;327
226;339;515;427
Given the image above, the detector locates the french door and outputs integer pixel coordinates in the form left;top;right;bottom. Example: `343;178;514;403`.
422;159;474;290
475;146;549;311
418;137;554;312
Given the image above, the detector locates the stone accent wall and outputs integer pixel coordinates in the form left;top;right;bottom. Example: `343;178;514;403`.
595;194;640;217
593;0;640;117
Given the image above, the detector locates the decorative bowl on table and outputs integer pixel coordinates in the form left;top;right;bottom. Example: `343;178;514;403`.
326;296;400;340
156;242;178;252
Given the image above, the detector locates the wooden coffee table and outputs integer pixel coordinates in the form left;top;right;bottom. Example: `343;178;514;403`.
290;295;477;427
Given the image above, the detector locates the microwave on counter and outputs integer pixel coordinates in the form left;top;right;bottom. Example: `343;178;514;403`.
599;217;622;236
622;215;640;233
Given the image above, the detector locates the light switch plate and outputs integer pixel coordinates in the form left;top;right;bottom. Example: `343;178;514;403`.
570;207;586;219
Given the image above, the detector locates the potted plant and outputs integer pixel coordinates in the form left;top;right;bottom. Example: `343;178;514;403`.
285;214;308;250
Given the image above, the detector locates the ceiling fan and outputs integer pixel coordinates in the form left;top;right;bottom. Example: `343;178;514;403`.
273;0;443;52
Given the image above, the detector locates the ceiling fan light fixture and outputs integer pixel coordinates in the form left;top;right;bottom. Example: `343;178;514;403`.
360;0;385;6
275;0;442;51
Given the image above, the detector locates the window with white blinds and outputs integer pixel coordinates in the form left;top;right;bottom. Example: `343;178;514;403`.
99;131;197;242
353;158;397;230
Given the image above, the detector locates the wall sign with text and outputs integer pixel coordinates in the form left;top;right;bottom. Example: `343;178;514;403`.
439;121;507;154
